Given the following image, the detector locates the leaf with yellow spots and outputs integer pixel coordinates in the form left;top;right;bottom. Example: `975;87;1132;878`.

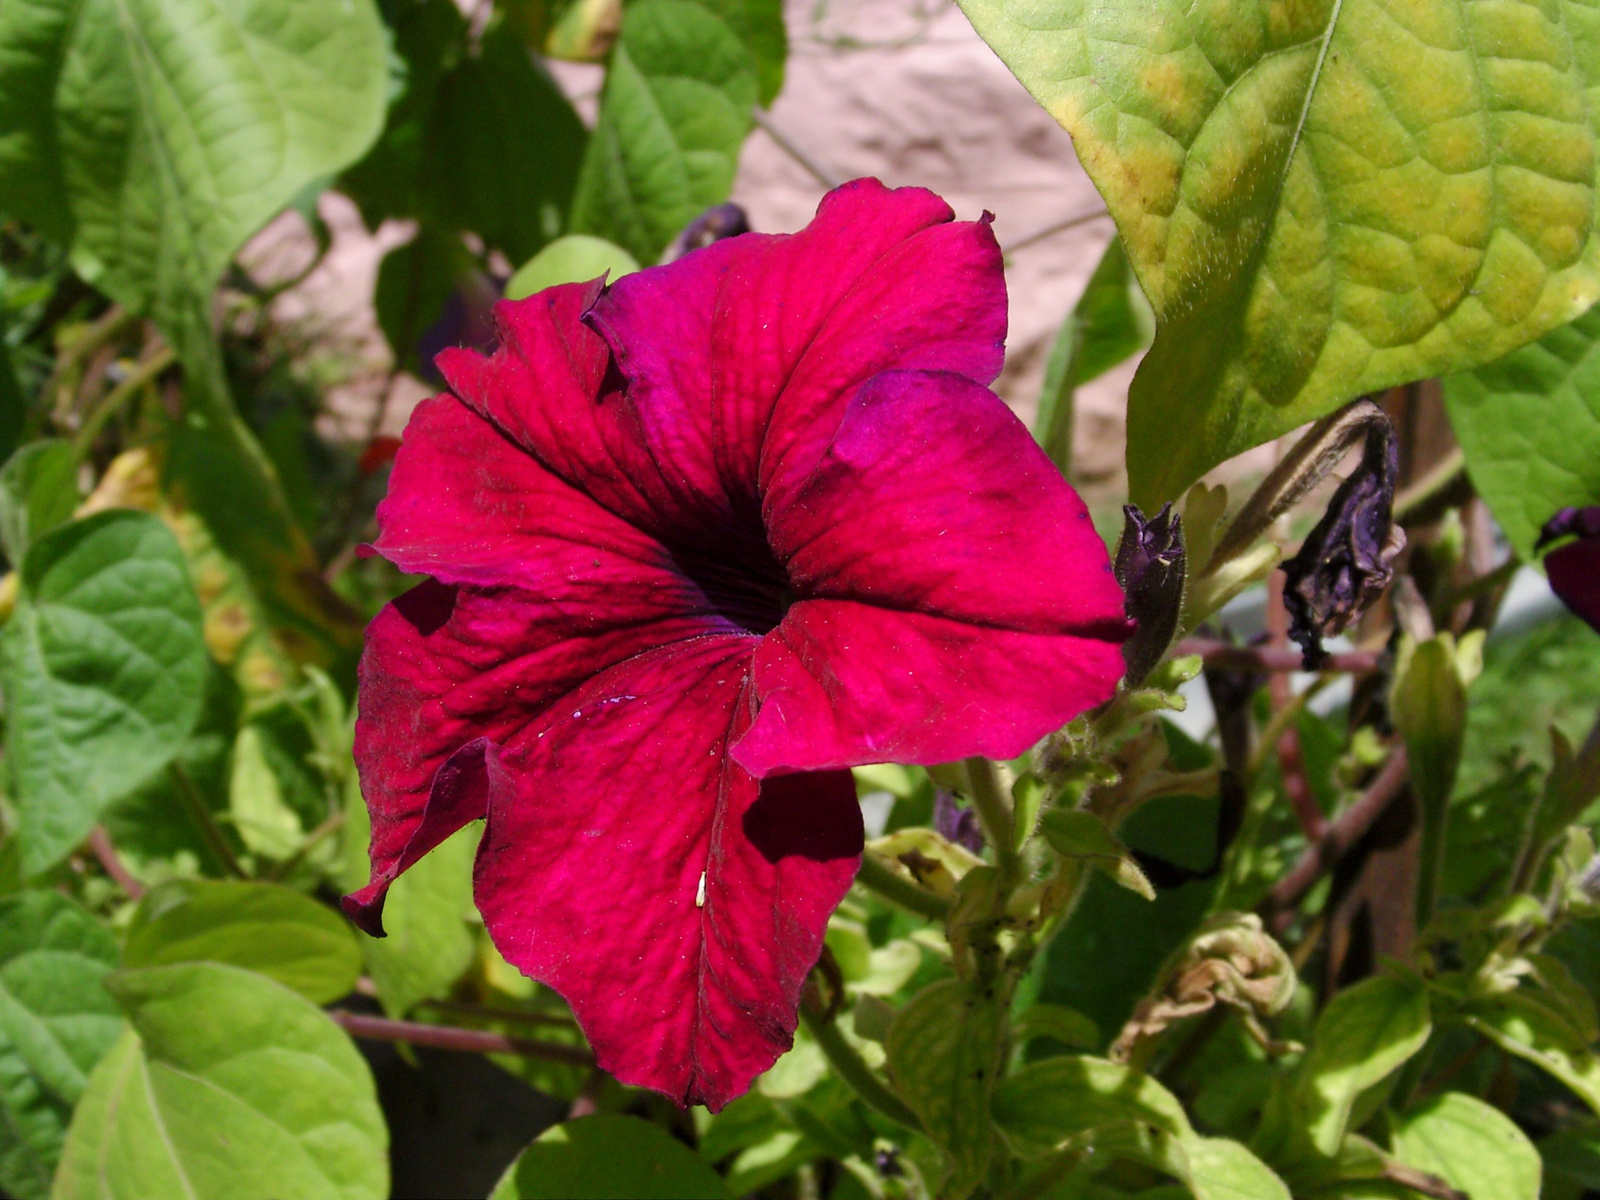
958;0;1600;505
77;449;295;702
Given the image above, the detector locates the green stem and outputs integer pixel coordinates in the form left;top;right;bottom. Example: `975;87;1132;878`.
170;762;246;878
966;756;1021;884
72;346;174;458
800;1007;923;1133
855;852;950;921
265;810;344;882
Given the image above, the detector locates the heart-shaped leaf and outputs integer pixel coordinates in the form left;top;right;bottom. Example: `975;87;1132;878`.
0;891;121;1200
959;0;1600;504
3;511;208;875
53;962;387;1200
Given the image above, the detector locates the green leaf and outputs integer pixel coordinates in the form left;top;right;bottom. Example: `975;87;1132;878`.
491;1114;732;1199
1034;236;1153;473
506;234;641;301
0;440;77;566
1540;1121;1600;1190
885;978;1004;1199
1295;975;1432;1157
53;962;387;1200
697;0;786;106
0;0;388;337
1466;990;1600;1115
353;819;479;1018
570;0;758;264
374;228;481;378
0;892;121;1200
124;880;360;1006
1039;808;1156;901
229;724;307;861
1444;301;1600;559
1390;1092;1540;1200
1180;1137;1291;1200
991;1056;1189;1160
345;5;586;265
958;0;1600;505
2;511;207;875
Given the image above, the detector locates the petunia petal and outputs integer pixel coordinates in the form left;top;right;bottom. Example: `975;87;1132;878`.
347;578;725;934
765;369;1128;633
1548;536;1600;632
474;637;862;1111
433;281;687;539
735;599;1128;775
373;392;710;612
584;179;1006;515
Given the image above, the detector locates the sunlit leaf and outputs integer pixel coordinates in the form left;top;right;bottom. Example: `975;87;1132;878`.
506;234;640;301
959;0;1600;505
2;511;207;875
1390;1092;1540;1200
53;962;387;1200
124;880;360;1006
570;0;758;264
1444;301;1600;558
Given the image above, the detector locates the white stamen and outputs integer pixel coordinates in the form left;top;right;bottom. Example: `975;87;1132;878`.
695;871;707;908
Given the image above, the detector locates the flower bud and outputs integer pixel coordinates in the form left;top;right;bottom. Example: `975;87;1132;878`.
1114;503;1185;685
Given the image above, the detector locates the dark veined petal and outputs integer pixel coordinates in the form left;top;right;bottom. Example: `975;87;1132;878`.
474;637;862;1111
734;369;1127;775
1538;506;1600;633
347;577;729;934
583;179;1006;521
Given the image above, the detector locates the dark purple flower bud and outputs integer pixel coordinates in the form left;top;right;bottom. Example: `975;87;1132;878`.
1536;506;1600;634
1114;503;1186;685
675;203;751;256
933;789;985;854
1281;418;1405;669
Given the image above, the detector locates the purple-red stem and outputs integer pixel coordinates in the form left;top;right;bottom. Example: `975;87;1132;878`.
1266;575;1330;841
1175;639;1381;675
88;826;144;898
328;1010;594;1065
1262;749;1411;929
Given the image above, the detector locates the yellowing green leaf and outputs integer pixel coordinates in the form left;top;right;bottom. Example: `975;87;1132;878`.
53;962;387;1200
958;0;1600;505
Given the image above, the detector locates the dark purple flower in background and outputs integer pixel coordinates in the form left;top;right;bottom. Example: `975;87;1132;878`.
1537;507;1600;633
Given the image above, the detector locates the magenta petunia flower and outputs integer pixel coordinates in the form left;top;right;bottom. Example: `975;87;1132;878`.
343;181;1129;1110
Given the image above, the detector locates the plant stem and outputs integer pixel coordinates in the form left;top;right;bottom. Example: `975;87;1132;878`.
329;1011;594;1065
1261;749;1410;927
87;826;144;898
750;107;842;189
1003;208;1112;256
855;851;951;920
966;756;1021;883
799;1007;924;1133
169;762;246;878
1175;638;1382;676
265;810;344;882
71;345;174;458
417;998;578;1029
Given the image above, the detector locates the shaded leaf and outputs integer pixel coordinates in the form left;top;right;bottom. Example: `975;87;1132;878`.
54;962;387;1200
991;1055;1188;1159
0;440;77;566
1034;236;1152;473
491;1114;732;1199
0;892;121;1200
1466;991;1600;1115
124;880;360;1006
958;0;1600;505
885;978;1002;1199
570;0;758;264
1040;808;1156;901
1444;303;1600;558
2;511;207;874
